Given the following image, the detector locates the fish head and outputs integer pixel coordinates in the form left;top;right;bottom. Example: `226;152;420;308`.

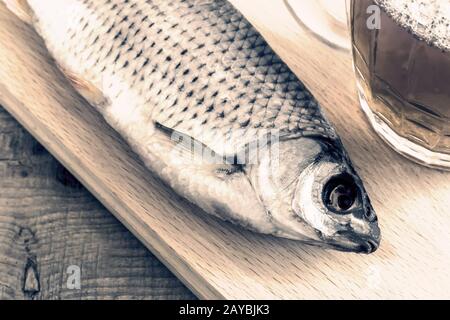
291;149;381;253
250;137;381;253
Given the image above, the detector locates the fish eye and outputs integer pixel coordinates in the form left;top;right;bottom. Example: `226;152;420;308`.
323;174;359;214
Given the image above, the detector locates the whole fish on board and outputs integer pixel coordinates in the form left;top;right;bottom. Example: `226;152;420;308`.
3;0;381;253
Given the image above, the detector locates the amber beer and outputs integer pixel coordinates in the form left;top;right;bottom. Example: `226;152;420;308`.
350;0;450;169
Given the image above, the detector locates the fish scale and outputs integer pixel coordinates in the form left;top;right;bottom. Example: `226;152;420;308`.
6;0;381;252
33;0;337;156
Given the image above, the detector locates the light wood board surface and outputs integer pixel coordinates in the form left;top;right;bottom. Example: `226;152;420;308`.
0;0;449;299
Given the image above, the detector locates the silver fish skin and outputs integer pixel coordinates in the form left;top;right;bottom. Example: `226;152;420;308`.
4;0;381;253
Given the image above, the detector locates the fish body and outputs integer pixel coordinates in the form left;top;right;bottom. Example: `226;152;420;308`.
4;0;381;252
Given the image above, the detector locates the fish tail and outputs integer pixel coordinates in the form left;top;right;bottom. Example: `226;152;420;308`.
2;0;33;25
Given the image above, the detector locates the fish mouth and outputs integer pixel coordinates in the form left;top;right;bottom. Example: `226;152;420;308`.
363;239;379;253
330;227;381;254
329;238;379;254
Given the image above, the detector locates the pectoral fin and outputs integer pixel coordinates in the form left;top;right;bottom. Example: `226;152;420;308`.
57;65;109;109
3;0;33;24
140;123;274;233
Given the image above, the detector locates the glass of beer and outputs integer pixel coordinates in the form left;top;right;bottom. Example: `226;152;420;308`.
349;0;450;169
285;0;351;50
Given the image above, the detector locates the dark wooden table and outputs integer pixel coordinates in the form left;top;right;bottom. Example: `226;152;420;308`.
0;105;195;300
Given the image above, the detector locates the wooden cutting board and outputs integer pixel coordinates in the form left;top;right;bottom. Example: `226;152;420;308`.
1;0;449;299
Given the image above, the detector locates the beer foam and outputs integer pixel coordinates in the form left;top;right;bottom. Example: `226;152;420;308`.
375;0;450;51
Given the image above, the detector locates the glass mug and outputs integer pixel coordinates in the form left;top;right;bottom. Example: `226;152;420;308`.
288;0;450;170
285;0;351;50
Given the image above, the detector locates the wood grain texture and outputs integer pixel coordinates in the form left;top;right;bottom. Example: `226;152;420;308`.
0;106;195;300
0;0;449;299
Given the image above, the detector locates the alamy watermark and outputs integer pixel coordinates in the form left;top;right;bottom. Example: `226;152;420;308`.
366;5;382;30
66;265;81;290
